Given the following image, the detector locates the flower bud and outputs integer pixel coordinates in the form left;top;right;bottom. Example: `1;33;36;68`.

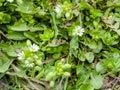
16;0;23;4
65;12;70;18
27;57;33;62
46;72;56;81
26;40;31;47
36;60;42;66
50;81;55;87
63;64;71;69
35;66;41;71
63;72;70;77
34;55;38;59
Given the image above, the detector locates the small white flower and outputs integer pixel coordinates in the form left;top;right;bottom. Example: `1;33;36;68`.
28;63;34;67
7;0;14;2
54;4;62;14
107;88;112;90
73;26;84;36
25;60;29;64
25;60;34;67
65;12;70;18
17;51;25;60
29;43;39;52
34;55;38;59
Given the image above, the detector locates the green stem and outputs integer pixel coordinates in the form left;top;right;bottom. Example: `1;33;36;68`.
49;8;59;38
64;77;68;90
102;4;120;9
0;30;7;38
79;11;82;27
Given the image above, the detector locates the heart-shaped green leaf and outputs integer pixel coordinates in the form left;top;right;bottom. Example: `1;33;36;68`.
85;52;94;63
90;74;103;89
8;22;29;31
6;31;27;40
0;51;13;73
80;84;94;90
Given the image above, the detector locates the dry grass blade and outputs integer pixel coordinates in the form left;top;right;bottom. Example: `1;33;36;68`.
29;77;50;90
27;79;41;90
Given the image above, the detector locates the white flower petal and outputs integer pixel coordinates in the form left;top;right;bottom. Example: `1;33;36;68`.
65;12;70;18
73;26;85;37
107;89;112;90
17;51;25;60
54;4;62;14
25;60;34;67
25;60;29;64
29;43;39;52
29;63;34;67
7;0;14;2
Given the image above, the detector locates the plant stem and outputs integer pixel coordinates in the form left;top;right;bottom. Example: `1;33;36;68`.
49;8;59;38
64;77;68;90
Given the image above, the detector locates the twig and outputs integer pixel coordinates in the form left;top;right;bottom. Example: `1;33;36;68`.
112;79;118;89
22;84;30;90
6;72;50;90
112;74;120;89
103;78;116;88
71;4;79;10
102;4;120;9
0;30;6;38
42;54;67;64
29;77;50;90
27;79;41;90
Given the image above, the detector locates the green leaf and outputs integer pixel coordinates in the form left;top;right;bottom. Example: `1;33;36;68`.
0;51;13;73
6;31;27;40
78;50;85;61
79;1;90;10
16;1;39;14
101;31;119;45
76;64;84;75
8;22;29;31
0;43;26;57
39;29;54;42
80;84;94;90
29;26;44;32
70;36;79;57
53;53;61;59
83;37;97;49
0;12;11;24
6;43;25;57
76;71;91;85
85;52;94;63
7;65;27;78
24;32;38;43
16;70;27;78
96;62;107;74
90;8;102;19
0;43;8;51
88;41;97;49
103;58;116;70
90;74;103;89
92;41;102;53
7;48;18;57
0;73;6;79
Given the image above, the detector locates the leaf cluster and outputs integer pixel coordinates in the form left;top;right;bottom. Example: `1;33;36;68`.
1;0;120;90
